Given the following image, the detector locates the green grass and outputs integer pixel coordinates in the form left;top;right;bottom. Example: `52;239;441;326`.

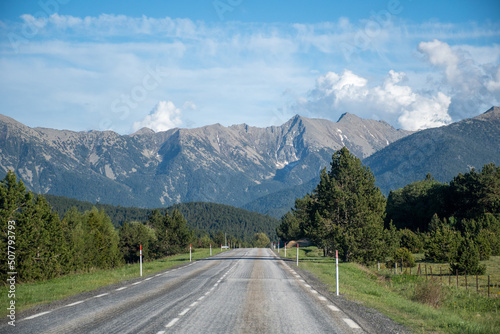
276;246;500;334
0;248;227;317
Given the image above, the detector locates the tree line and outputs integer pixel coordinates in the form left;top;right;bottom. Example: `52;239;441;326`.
0;172;272;283
277;147;500;274
44;195;279;243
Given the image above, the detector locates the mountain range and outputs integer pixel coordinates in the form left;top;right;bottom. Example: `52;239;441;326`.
1;107;499;218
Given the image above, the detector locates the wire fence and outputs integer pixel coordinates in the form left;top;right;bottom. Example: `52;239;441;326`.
376;262;499;298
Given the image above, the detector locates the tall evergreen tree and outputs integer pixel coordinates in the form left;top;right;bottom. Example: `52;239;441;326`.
450;233;486;275
304;147;386;264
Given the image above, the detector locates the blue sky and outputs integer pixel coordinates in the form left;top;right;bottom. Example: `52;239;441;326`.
0;0;499;134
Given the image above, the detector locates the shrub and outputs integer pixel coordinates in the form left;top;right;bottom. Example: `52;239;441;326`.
412;279;444;308
387;247;416;268
400;229;424;253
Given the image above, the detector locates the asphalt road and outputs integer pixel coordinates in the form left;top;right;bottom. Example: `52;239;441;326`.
5;248;370;333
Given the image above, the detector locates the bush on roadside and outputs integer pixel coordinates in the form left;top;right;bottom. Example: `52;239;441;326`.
412;279;444;308
387;247;416;268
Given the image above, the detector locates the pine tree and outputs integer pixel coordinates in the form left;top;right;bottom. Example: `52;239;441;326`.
305;147;386;265
450;234;486;275
425;214;461;263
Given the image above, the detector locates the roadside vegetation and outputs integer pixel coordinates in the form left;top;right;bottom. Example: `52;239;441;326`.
275;147;500;333
278;246;500;334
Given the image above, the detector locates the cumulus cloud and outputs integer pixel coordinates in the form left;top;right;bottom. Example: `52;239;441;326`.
294;69;451;130
133;101;193;132
418;39;500;120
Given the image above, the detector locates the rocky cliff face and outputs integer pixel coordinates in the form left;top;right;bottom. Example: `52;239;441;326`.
0;113;410;210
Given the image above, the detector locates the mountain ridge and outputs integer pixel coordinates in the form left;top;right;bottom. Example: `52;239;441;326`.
0;113;410;211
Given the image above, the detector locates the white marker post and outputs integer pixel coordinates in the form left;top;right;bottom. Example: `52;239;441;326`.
190;244;192;262
210;243;212;256
140;244;143;277
336;250;339;296
296;243;299;266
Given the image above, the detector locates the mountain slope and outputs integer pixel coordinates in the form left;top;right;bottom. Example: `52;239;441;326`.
364;106;500;194
0;113;409;211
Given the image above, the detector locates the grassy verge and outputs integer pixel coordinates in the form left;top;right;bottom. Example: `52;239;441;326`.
277;246;500;334
0;248;226;317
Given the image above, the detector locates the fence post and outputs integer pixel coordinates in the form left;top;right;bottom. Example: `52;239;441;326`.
336;250;339;296
140;244;143;277
296;243;299;266
488;275;490;298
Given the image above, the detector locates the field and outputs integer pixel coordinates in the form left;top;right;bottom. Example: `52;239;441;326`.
0;248;226;317
277;246;500;334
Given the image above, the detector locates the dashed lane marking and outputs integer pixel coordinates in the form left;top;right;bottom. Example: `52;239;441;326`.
343;318;361;329
179;308;190;316
328;305;340;312
165;318;179;328
65;300;84;307
95;293;109;298
24;311;51;320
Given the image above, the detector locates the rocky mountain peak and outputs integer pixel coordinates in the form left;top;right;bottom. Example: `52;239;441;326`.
475;106;500;121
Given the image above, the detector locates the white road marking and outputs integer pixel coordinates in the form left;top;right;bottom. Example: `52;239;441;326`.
318;296;327;301
179;308;190;316
165;318;179;328
156;331;166;334
155;274;162;277
190;301;198;307
310;290;318;294
132;281;142;285
205;291;211;296
198;296;205;301
115;287;127;291
65;300;84;307
328;305;340;312
343;318;361;328
95;293;109;298
304;284;311;288
145;277;152;281
24;311;51;320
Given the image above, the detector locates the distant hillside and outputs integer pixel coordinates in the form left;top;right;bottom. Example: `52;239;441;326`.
364;107;500;194
45;194;279;242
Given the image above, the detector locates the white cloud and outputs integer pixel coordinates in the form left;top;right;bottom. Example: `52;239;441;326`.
418;39;500;120
293;69;452;130
133;101;189;132
418;39;460;81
